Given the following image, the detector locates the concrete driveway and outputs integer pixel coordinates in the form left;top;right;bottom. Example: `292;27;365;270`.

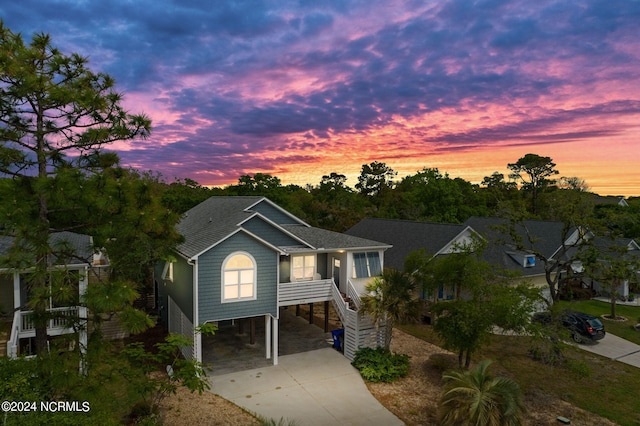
576;333;640;368
209;348;404;426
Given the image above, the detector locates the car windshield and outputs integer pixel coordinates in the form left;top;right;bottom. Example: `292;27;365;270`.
587;318;603;328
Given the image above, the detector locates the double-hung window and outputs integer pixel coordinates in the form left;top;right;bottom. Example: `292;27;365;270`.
292;254;316;281
352;252;381;278
222;252;256;302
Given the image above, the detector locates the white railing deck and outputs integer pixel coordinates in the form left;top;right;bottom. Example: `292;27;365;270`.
278;276;388;361
19;307;79;335
278;278;334;307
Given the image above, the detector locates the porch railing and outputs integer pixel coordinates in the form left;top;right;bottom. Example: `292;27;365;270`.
346;279;362;309
19;307;80;333
278;278;334;307
7;310;20;358
330;281;348;322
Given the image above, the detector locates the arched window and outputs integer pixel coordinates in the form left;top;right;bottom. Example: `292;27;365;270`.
222;252;256;302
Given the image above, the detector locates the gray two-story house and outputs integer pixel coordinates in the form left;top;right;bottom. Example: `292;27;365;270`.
156;196;391;364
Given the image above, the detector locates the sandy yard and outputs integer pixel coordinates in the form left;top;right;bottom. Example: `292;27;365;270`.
159;328;617;426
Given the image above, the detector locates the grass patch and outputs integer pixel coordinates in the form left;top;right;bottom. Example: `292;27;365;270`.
557;300;640;344
399;323;640;426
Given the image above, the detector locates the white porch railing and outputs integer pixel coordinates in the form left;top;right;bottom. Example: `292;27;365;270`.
278;279;334;307
7;310;20;358
330;282;348;322
346;279;361;309
276;276;388;361
19;307;80;334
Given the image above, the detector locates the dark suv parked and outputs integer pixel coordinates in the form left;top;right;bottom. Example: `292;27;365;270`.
532;310;606;343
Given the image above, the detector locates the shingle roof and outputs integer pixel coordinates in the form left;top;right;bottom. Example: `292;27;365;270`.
346;218;468;270
463;217;569;275
0;231;93;267
176;196;391;259
282;225;390;252
176;196;264;258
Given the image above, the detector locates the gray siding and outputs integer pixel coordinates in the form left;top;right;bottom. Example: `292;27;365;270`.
242;216;303;247
157;256;194;325
279;255;291;283
251;201;300;225
317;253;328;278
198;232;278;322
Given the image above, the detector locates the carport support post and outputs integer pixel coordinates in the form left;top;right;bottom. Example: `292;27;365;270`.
324;301;329;332
273;316;279;365
308;303;314;325
265;314;271;359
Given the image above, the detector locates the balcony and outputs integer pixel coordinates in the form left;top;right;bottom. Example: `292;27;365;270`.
277;278;334;307
18;306;80;338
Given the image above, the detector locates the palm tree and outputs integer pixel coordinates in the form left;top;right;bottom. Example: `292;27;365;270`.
359;268;421;350
439;360;525;426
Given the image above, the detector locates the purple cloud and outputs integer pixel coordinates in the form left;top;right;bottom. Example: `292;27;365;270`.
2;0;639;192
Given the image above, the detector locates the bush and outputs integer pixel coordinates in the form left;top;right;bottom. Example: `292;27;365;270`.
565;358;592;379
351;347;410;382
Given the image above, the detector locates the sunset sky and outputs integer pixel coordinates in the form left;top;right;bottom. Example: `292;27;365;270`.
3;0;639;196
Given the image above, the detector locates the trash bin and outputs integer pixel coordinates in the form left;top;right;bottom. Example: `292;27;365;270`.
331;328;344;352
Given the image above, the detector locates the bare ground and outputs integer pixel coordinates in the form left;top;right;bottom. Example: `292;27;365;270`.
158;327;617;425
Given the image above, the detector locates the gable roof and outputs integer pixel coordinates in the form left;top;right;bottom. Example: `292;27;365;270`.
464;217;567;257
463;217;571;275
176;196;390;259
346;218;473;270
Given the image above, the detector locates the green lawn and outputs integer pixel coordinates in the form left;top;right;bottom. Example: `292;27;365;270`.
399;322;640;426
557;299;640;344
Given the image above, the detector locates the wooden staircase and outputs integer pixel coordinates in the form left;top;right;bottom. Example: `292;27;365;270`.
330;281;387;361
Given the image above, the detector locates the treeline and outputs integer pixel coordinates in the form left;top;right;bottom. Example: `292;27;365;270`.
159;156;640;239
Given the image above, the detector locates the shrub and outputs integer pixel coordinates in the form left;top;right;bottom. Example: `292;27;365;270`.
565;358;592;379
351;347;410;382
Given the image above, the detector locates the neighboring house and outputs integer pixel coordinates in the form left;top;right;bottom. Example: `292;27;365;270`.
346;218;480;300
462;217;577;290
0;232;105;358
577;236;640;299
156;196;391;364
592;195;629;208
347;217;588;301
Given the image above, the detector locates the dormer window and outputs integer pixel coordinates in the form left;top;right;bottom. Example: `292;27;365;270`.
524;255;536;268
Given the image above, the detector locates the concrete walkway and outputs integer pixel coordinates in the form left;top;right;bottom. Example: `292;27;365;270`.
209;348;404;426
577;333;640;368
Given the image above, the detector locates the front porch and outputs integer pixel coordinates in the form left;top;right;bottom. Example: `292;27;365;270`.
5;306;85;357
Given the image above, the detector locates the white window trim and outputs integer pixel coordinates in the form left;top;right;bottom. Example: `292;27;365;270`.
291;254;316;281
351;251;381;279
221;251;257;303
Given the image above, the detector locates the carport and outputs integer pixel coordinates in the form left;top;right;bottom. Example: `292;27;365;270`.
202;306;337;375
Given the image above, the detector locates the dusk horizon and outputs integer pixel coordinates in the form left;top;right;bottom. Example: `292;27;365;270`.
3;0;639;196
